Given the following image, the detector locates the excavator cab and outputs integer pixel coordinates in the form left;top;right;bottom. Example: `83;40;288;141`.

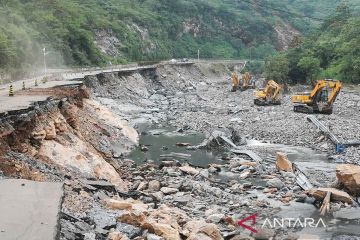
292;79;342;114
254;80;282;106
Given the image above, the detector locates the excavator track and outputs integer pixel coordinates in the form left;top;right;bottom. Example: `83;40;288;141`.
254;98;266;106
293;104;314;114
254;99;281;106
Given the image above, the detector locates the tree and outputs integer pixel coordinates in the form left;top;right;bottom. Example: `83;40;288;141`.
297;56;321;84
264;54;289;84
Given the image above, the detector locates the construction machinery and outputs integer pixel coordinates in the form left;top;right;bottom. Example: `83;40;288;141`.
254;80;282;106
291;79;342;114
240;72;255;91
231;72;240;92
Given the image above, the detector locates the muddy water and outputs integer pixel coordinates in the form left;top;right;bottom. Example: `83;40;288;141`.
129;128;223;167
246;139;328;163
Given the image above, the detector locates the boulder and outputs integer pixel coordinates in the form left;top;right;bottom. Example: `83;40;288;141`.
104;199;148;212
145;223;180;240
266;178;285;189
148;180;161;192
183;220;223;240
107;231;130;240
336;164;360;195
179;165;199;175
147;233;164;240
239;171;250;179
160;187;178;195
206;213;225;223
276;152;293;172
118;204;188;240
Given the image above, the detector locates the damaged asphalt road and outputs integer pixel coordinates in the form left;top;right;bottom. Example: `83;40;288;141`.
1;61;360;240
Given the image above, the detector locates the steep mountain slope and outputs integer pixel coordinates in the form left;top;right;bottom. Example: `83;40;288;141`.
266;3;360;83
0;0;358;75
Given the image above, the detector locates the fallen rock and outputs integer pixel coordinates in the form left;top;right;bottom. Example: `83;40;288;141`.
104;199;148;212
239;171;250;179
179;165;199;175
176;142;191;147
119;205;187;240
253;228;275;240
160;187;178;195
276;152;293;172
151;192;164;201
183;220;223;240
336;164;360;195
147;233;164;240
148;180;161;192
145;223;180;240
308;188;354;204
241;161;257;167
107;231;130;240
266;178;285;189
206;213;225;223
137;182;147;191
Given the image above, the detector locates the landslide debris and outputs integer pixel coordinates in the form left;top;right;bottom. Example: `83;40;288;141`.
1;62;360;239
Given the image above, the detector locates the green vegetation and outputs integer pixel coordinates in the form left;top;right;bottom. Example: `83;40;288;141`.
0;0;359;76
266;3;360;84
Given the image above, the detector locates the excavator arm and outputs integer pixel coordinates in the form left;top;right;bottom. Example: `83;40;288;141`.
254;80;282;106
326;80;342;106
240;72;255;91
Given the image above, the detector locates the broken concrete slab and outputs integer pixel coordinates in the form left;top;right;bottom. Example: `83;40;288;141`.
336;164;360;195
0;179;63;240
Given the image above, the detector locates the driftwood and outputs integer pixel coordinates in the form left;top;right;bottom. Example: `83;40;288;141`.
309;187;354;204
320;191;331;216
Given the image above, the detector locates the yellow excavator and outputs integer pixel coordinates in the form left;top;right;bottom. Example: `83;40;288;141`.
291;79;342;114
231;72;240;92
254;80;282;106
240;72;255;91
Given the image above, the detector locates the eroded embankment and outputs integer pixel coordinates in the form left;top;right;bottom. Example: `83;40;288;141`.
0;86;138;191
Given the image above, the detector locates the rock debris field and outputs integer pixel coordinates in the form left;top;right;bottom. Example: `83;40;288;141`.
1;61;360;240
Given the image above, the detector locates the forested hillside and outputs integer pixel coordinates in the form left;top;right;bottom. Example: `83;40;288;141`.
0;0;359;75
266;3;360;83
